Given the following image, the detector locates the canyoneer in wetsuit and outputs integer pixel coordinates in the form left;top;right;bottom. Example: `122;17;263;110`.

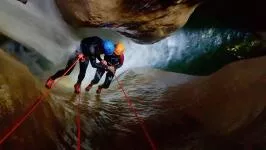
45;36;115;94
85;42;125;94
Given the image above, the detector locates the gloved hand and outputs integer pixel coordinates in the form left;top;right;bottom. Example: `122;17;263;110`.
107;66;115;74
100;60;108;66
77;53;86;62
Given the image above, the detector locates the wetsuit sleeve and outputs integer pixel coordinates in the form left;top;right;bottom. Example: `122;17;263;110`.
75;45;82;53
74;45;83;59
96;54;103;62
89;55;107;69
115;54;124;69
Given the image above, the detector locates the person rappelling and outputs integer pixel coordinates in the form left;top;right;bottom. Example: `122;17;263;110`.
45;36;115;94
85;42;125;94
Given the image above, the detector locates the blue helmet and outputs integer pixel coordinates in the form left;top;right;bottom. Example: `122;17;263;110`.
102;40;115;55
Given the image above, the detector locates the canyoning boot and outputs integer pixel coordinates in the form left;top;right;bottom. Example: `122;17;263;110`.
96;86;102;94
85;84;93;92
74;83;81;94
45;78;54;89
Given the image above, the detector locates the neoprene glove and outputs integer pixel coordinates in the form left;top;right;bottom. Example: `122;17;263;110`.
77;53;86;62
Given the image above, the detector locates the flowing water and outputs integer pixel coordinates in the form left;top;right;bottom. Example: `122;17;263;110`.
0;0;265;149
45;69;196;150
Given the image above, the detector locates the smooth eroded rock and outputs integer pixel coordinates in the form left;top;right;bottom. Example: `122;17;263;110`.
0;49;59;149
55;0;200;43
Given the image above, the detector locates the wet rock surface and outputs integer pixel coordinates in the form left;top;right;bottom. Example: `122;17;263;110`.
0;49;60;150
55;0;199;43
2;48;266;149
55;0;266;43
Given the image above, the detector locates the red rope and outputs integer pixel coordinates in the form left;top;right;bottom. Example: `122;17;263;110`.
0;96;43;144
114;74;157;150
76;94;81;150
0;57;80;145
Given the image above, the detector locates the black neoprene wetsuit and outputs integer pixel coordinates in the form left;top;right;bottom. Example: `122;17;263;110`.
50;36;107;84
90;54;124;88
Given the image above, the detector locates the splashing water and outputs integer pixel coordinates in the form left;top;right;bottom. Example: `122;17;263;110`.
0;0;255;84
119;28;252;72
0;0;78;63
73;27;252;86
121;31;187;70
0;1;262;149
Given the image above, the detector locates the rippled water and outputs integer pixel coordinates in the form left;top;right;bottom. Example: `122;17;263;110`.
1;1;265;149
2;54;266;150
47;69;190;149
0;0;261;78
46;72;168;149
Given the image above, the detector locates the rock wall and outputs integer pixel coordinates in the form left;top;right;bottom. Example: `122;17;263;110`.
55;0;266;43
0;49;60;149
55;0;200;43
143;56;266;149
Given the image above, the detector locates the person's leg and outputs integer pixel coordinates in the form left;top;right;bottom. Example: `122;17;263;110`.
85;69;105;92
50;55;76;80
76;60;89;84
96;71;114;94
74;60;89;93
46;55;76;89
91;69;105;85
100;71;114;89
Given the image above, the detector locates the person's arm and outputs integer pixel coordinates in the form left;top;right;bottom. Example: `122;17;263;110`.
89;44;107;66
75;45;82;54
72;45;86;61
114;54;124;69
89;55;107;69
96;54;102;62
96;53;108;66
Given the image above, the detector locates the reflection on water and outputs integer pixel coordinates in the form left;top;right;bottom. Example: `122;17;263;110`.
3;64;266;149
46;69;176;150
